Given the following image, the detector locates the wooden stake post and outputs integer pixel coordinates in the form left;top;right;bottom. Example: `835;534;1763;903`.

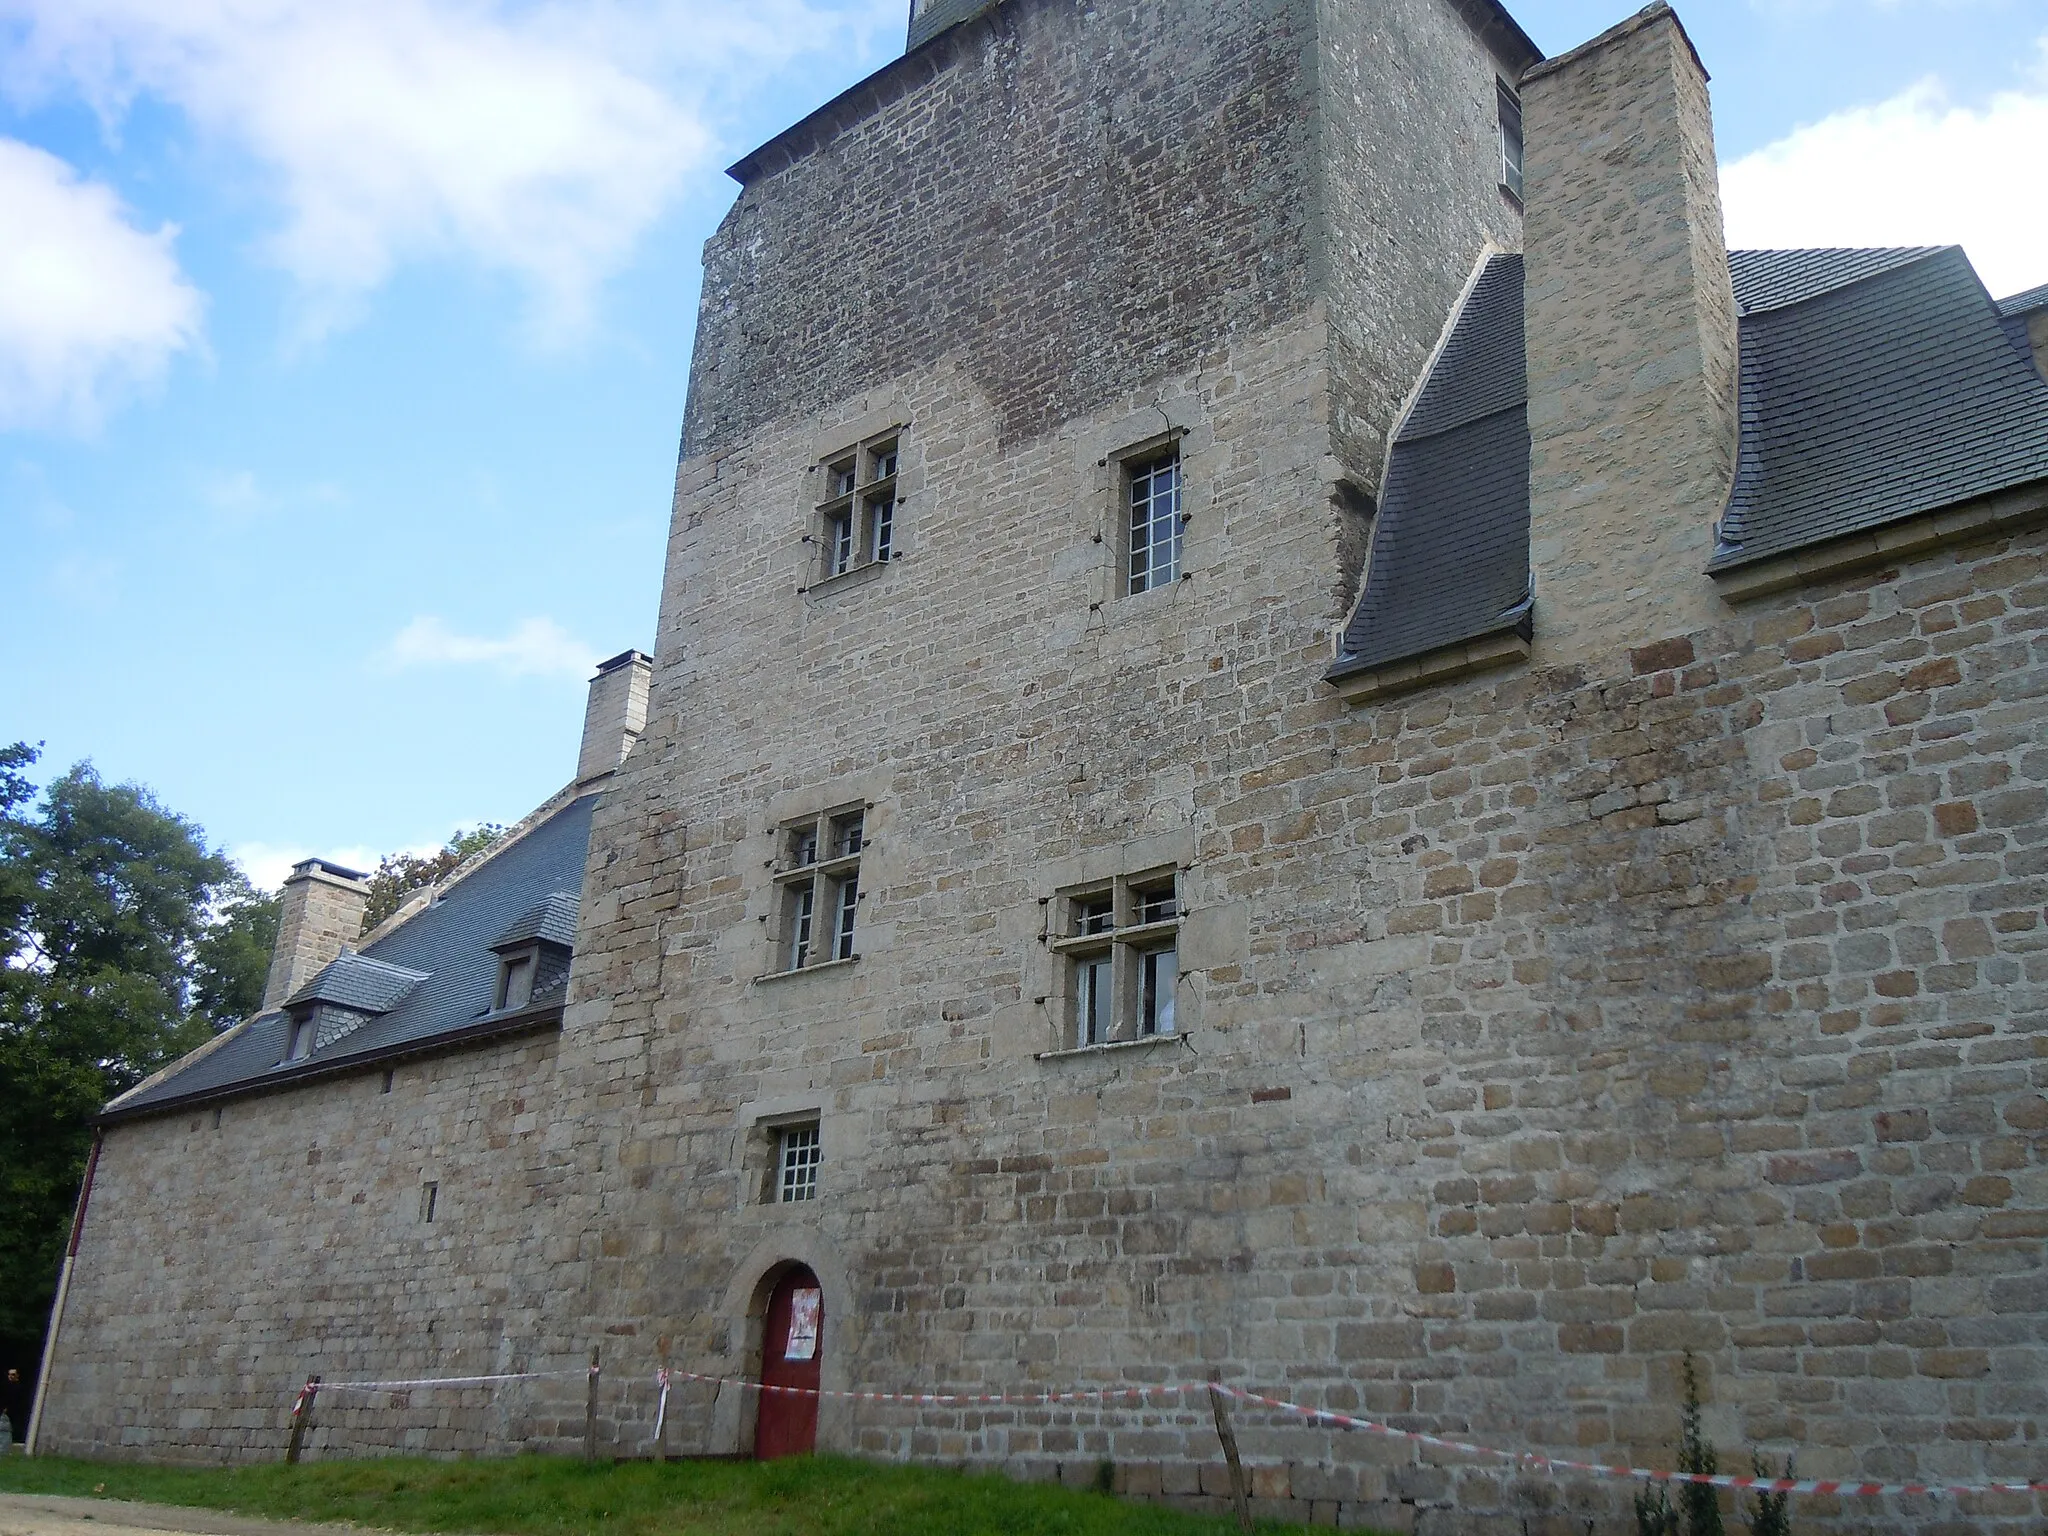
284;1375;320;1464
1207;1382;1253;1535
584;1347;600;1462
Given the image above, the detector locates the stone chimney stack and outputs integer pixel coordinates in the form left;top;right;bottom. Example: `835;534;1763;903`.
1521;3;1738;664
577;649;652;785
260;858;370;1010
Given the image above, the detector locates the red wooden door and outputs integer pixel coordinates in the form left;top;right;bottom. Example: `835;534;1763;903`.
755;1266;822;1458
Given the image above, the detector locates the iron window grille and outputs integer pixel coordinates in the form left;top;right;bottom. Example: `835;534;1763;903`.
817;434;900;580
776;1123;821;1203
1050;870;1181;1046
1127;450;1182;594
774;807;866;971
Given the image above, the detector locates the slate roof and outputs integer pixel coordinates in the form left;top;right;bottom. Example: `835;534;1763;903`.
1712;247;2048;570
284;953;428;1013
1331;245;2048;681
491;892;580;951
1329;253;1531;679
1999;282;2048;319
106;793;596;1120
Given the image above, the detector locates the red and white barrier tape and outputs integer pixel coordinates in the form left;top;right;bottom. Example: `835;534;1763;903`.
656;1370;2048;1500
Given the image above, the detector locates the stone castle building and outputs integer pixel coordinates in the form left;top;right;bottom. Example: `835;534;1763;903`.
29;0;2048;1529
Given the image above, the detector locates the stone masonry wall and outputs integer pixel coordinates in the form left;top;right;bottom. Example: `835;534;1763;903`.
683;0;1519;461
566;401;2048;1532
36;1034;587;1463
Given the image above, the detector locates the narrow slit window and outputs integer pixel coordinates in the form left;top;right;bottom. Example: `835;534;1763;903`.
420;1182;439;1223
1128;451;1182;594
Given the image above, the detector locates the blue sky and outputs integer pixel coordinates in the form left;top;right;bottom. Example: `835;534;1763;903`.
2;0;2045;889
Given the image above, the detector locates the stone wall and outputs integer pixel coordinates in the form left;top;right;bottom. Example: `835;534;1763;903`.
34;1033;591;1462
683;0;1521;459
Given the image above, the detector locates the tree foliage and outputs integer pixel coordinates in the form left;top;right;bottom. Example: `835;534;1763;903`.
191;877;282;1031
360;824;506;932
0;744;258;1383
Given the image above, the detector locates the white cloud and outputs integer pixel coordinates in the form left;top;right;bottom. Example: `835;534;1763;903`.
0;0;879;342
381;614;597;679
228;841;383;893
1722;49;2048;299
0;137;204;431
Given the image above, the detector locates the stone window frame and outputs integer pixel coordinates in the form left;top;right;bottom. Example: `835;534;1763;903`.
746;1107;826;1205
768;804;867;975
1047;865;1182;1049
809;429;902;588
1496;79;1524;203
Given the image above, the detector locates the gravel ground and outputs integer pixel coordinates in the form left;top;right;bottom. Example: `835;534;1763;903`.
0;1495;379;1536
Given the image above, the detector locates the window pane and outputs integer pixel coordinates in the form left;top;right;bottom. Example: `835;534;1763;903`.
870;441;897;481
1128;453;1181;593
1140;945;1177;1036
829;458;856;497
1075;894;1114;935
778;1124;821;1202
829;511;854;575
788;884;814;969
831;810;865;858
1080;954;1112;1045
834;877;858;960
790;825;819;867
1137;879;1177;925
867;495;894;561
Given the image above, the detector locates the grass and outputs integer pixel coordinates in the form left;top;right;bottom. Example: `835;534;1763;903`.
0;1453;1311;1536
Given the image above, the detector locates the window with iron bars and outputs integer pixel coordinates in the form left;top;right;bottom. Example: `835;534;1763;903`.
1127;449;1182;594
775;1123;821;1203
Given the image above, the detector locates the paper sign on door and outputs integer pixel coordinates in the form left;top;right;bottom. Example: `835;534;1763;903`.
786;1288;822;1361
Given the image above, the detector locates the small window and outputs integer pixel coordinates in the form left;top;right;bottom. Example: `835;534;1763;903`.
285;1010;317;1062
1051;870;1183;1048
773;807;866;972
420;1182;439;1223
814;432;905;582
776;1124;821;1203
1497;82;1524;200
1127;450;1182;594
381;1069;395;1095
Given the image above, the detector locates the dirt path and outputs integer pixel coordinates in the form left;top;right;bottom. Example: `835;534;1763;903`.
0;1495;382;1536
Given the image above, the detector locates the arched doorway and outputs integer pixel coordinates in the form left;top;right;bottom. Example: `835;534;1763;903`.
755;1264;822;1458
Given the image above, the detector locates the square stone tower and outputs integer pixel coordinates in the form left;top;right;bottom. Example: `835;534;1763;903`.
562;0;1536;1485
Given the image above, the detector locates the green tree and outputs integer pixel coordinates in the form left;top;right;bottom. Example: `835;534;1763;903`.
191;876;282;1031
360;823;506;932
0;747;243;1388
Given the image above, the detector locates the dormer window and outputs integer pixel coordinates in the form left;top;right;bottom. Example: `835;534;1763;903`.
285;1009;318;1062
496;952;535;1011
484;891;579;1016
